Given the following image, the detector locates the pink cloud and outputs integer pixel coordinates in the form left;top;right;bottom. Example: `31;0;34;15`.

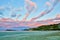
22;13;29;21
0;17;60;28
30;0;59;21
46;1;51;7
22;0;37;21
0;18;14;22
56;14;60;18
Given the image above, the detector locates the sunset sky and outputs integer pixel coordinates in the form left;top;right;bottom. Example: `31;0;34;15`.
0;0;60;21
0;0;60;30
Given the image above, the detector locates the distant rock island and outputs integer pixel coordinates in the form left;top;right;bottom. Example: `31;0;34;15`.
5;29;16;31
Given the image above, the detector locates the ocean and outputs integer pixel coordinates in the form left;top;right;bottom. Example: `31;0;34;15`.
0;31;60;40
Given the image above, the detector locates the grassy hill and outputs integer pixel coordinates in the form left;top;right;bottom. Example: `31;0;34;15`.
28;23;60;31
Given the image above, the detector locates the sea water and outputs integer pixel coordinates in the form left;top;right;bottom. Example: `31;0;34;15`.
0;31;60;40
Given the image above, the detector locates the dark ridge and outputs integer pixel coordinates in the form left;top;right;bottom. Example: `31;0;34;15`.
5;29;16;31
27;23;60;31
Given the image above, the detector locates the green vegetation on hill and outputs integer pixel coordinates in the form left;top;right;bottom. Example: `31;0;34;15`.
28;23;60;31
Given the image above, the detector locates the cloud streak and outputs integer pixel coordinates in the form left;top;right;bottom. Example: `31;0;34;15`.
30;0;59;21
0;0;60;28
0;15;60;28
22;0;37;21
